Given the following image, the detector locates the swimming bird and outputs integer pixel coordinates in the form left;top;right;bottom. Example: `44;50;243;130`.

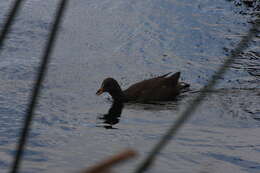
96;72;189;103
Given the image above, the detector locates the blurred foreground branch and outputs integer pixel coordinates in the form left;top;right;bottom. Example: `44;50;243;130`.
81;149;137;173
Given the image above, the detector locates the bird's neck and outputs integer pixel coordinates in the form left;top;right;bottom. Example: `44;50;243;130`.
109;89;126;102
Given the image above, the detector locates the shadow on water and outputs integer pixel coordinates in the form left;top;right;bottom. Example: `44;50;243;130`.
97;85;260;129
124;99;180;111
96;91;190;129
97;101;124;129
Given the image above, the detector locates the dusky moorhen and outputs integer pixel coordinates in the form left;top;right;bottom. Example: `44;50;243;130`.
96;72;189;102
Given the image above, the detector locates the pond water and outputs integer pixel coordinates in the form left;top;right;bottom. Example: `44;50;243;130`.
0;0;259;173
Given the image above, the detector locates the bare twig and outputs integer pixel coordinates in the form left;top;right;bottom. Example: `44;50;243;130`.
0;0;25;50
81;149;137;173
9;1;68;173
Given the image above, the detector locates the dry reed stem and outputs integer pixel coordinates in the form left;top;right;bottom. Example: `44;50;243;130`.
81;149;137;173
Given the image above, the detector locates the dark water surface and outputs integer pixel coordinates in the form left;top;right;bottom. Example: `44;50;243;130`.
0;0;259;172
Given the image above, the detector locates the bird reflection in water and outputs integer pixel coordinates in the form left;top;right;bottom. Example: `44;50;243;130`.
98;101;124;129
97;91;190;129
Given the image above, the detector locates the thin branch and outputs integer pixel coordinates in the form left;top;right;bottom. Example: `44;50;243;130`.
9;1;68;173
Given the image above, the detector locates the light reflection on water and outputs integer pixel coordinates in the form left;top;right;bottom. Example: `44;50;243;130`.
0;0;260;173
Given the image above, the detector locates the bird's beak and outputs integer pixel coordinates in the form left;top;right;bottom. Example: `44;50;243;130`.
96;88;104;95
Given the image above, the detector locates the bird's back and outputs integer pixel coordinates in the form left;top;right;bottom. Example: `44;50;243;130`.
123;72;184;102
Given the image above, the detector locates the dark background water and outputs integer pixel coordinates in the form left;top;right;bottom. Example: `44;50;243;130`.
0;0;259;172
